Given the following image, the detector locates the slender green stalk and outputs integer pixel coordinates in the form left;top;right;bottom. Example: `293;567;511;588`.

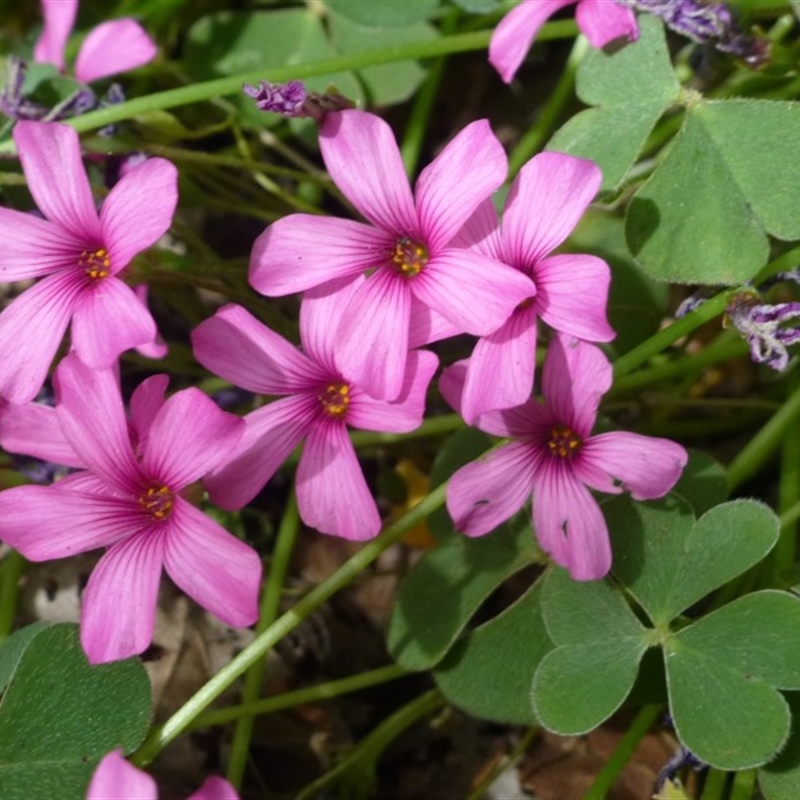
226;491;300;788
779;497;800;531
0;550;25;643
582;705;663;800
295;688;444;800
610;337;747;395
349;413;463;449
466;726;539;800
400;6;461;176
508;34;588;177
727;373;800;493
612;290;731;379
773;370;800;581
193;664;409;729
132;482;448;766
729;768;757;800
700;768;729;800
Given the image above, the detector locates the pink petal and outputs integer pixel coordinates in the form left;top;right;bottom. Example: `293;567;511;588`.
87;751;157;800
130;374;170;447
412;248;534;336
576;0;639;48
100;157;177;273
296;422;381;540
0;484;136;560
489;0;575;83
532;462;611;581
189;776;240;800
13;121;101;242
163;498;260;628
415;120;507;252
460;304;538;424
249;215;393;297
54;354;142;495
71;277;157;368
33;0;77;72
0;207;84;280
534;253;614;342
347;349;438;433
300;276;363;373
450;198;502;260
205;394;318;511
503;151;601;266
334;268;411;401
81;531;165;664
75;18;157;83
542;334;611;438
319;110;417;234
576;432;688;500
141;388;244;490
192;304;324;394
447;440;537;537
0;271;82;404
408;299;462;348
0;399;84;468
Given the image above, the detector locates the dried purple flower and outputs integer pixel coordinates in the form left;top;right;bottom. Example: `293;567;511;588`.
618;0;770;67
0;58;49;120
242;79;355;123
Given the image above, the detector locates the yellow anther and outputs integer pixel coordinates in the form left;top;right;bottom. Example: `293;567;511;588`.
79;247;111;280
391;236;428;277
318;382;351;418
138;484;174;520
547;424;582;460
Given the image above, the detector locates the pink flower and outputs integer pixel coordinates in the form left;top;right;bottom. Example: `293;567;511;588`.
0;354;261;664
449;151;614;423
35;0;157;84
87;750;238;800
192;278;438;540
443;334;687;581
249;109;534;401
490;0;639;83
0;121;176;403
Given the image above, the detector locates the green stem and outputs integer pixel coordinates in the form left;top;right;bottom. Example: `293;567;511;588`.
131;482;448;766
727;373;800;493
226;490;300;788
400;6;460;176
295;688;444;800
773;370;800;581
508;34;588;177
610;337;747;395
730;768;757;800
582;705;663;800
466;726;539;800
0;550;25;643
193;664;408;729
349;413;463;449
700;768;728;800
612;290;731;380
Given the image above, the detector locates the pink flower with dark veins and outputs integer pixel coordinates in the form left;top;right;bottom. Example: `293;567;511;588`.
0;121;176;403
87;749;238;800
443;334;687;581
35;0;157;84
192;278;438;540
0;354;261;664
249;109;534;401
448;151;614;423
490;0;639;83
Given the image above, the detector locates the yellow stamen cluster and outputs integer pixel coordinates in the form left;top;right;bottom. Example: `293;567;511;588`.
547;424;582;460
391;236;428;277
318;382;351;418
79;247;111;280
138;484;174;520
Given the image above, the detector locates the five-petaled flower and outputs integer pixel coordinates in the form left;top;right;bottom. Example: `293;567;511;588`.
249;108;534;401
35;0;157;84
442;334;687;580
87;750;238;800
0;121;176;403
0;354;261;664
489;0;638;83
192;278;438;540
451;151;614;423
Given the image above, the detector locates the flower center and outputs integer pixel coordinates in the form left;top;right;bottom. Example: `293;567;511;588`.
79;247;111;280
318;382;351;418
391;236;428;277
547;424;582;460
138;484;174;521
